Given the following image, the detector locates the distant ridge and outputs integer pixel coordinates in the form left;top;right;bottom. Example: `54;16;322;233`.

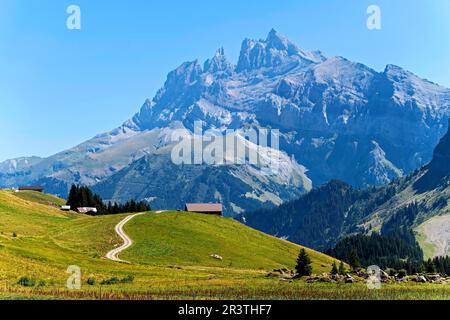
243;121;450;252
0;29;449;215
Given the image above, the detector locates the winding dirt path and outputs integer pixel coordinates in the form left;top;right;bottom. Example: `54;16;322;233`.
105;212;146;263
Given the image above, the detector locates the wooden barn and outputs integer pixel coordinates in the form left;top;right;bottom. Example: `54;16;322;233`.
184;203;223;216
18;186;44;193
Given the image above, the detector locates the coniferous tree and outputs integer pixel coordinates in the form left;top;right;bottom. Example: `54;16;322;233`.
349;249;361;272
326;229;423;272
331;261;338;275
242;181;399;253
295;249;312;277
338;261;346;275
107;202;113;214
425;259;436;273
66;184;78;208
113;202;120;214
65;184;151;215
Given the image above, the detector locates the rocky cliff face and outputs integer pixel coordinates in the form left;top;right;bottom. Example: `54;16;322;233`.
429;118;450;175
92;139;311;216
0;30;449;214
124;29;449;188
415;119;450;191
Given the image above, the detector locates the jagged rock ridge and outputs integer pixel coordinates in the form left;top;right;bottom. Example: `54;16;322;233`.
0;29;449;215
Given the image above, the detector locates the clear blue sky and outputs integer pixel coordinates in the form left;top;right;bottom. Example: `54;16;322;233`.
1;0;449;162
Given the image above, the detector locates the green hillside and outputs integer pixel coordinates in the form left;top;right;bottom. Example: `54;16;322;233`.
13;190;67;207
123;211;333;270
0;189;341;300
0;189;125;278
2;189;450;300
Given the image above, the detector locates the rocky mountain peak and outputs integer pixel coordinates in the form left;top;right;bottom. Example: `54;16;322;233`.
265;28;296;52
383;64;416;82
384;64;405;73
236;29;324;72
203;47;234;75
1;30;449;204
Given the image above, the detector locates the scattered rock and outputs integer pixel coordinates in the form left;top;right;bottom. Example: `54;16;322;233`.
210;254;223;261
426;274;442;282
380;270;390;280
305;273;356;284
416;275;427;283
267;268;295;278
357;271;368;279
266;271;282;278
278;268;290;274
288;271;450;285
344;274;355;283
306;275;320;283
318;273;333;283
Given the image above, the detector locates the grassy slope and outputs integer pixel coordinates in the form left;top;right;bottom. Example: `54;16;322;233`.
0;189;125;279
13;191;67;207
413;185;450;258
1;189;450;300
123;211;333;271
415;213;450;259
0;189;339;300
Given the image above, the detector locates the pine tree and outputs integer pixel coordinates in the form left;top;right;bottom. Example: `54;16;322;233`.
80;187;88;206
349;249;361;272
130;200;137;213
331;261;338;275
338;261;346;275
66;184;78;207
113;203;120;214
425;259;436;273
295;249;312;277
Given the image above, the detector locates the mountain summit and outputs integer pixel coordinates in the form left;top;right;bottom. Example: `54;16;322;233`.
0;30;449;215
237;29;324;72
204;47;234;75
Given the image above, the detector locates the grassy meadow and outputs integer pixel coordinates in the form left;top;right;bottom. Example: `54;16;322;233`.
122;211;333;270
1;189;450;300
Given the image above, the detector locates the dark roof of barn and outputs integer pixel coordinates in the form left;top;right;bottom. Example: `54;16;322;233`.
185;203;223;213
18;186;44;191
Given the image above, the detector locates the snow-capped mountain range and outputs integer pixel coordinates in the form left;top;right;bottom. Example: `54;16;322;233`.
1;29;449;215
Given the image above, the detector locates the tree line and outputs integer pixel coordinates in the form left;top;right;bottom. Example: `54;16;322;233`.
428;256;450;275
242;180;400;252
326;229;450;275
66;184;151;215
